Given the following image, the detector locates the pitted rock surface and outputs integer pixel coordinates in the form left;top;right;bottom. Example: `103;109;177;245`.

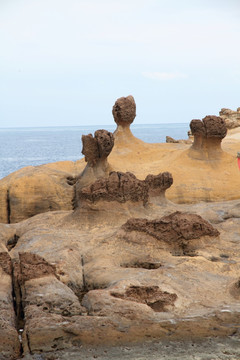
145;172;173;192
122;211;219;242
79;171;148;204
16;252;57;284
110;286;177;312
78;171;173;205
0;252;12;275
82;130;114;166
190;116;227;139
112;95;136;127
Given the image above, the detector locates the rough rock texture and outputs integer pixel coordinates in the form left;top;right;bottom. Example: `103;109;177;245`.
75;130;115;202
220;107;240;129
82;130;114;166
0;198;240;357
112;95;136;127
77;171;173;208
15;252;57;284
110;285;178;312
189;115;227;160
122;211;219;255
0;258;21;360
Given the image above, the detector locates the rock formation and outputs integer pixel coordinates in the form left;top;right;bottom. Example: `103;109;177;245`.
189;115;227;159
112;95;136;128
74;130;114;203
219;107;240;129
122;211;219;256
111;95;143;146
76;171;173;211
166;136;192;144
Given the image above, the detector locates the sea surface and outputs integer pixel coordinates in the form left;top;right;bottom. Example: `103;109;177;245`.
0;123;189;180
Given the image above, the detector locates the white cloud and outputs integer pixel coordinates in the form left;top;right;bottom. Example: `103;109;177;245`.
142;72;188;80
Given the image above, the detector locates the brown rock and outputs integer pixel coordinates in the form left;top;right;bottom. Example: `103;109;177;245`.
78;171;148;205
16;252;56;284
111;285;177;312
82;130;114;166
122;211;219;255
219;107;240;129
77;171;173;208
189;115;227;159
0;252;12;275
112;95;136;127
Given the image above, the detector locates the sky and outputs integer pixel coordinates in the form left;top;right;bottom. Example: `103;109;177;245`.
0;0;240;127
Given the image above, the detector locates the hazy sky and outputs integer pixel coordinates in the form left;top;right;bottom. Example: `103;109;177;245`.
1;0;240;127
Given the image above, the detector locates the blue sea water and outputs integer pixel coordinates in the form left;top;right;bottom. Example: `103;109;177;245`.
0;123;189;180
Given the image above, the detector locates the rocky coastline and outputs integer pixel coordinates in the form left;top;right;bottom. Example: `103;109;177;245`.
0;97;240;359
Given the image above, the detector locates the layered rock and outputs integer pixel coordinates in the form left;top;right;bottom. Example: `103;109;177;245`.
219;107;240;129
189;115;227;159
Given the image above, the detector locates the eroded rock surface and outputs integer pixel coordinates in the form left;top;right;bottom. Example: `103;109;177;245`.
189;115;227;159
75;130;115;202
112;95;136;127
122;211;219;255
77;171;173;208
220;107;240;129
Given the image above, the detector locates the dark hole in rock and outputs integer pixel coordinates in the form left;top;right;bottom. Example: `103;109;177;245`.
210;256;219;262
220;254;229;259
122;261;162;270
6;235;20;251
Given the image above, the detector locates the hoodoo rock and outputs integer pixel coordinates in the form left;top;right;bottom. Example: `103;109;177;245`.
112;95;136;127
75;130;114;197
189;115;227;159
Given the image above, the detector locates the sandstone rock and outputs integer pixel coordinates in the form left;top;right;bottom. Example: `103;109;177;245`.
75;130;114;203
219;107;240;129
0;260;21;360
189;115;227;159
166;136;192;144
0;163;82;224
112;95;136;127
122;211;219;255
76;171;173;209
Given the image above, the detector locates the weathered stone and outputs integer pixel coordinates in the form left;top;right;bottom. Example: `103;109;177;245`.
112;95;136;127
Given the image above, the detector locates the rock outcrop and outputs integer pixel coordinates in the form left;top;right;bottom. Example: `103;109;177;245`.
74;130;114;202
219;107;240;129
189;115;227;159
112;95;136;128
122;211;219;256
166;136;192;144
76;171;173;209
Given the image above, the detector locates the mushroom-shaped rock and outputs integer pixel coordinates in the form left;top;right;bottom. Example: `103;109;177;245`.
189;115;227;159
75;129;114;195
145;172;173;204
112;95;141;146
112;95;136;127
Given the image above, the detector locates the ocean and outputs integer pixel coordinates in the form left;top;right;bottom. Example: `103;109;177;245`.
0;123;189;180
